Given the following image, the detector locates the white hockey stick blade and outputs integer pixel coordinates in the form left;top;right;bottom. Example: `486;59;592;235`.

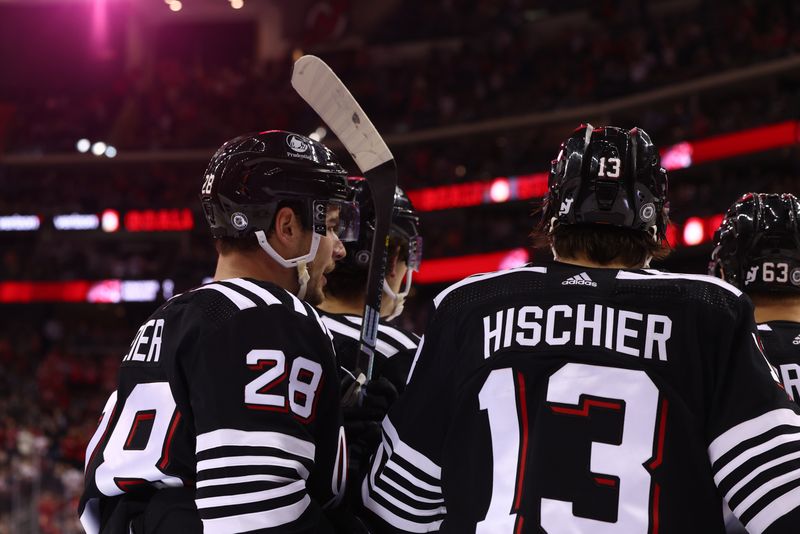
291;55;393;174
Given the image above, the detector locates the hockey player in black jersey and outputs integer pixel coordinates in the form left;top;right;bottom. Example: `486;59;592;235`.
361;125;800;534
318;178;423;392
79;131;362;533
711;193;800;401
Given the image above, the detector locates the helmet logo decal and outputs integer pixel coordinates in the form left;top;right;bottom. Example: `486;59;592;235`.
792;268;800;286
230;212;249;230
287;134;309;153
745;266;759;285
559;197;573;216
356;250;371;266
639;203;656;222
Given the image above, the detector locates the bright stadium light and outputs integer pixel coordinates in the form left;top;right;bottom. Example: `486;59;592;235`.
230;0;244;9
91;142;107;156
489;178;511;203
169;0;182;12
101;209;120;233
105;145;117;158
682;217;705;246
76;139;91;153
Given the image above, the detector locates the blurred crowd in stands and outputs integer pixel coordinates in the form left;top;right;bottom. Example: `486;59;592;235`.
0;314;126;533
2;0;798;157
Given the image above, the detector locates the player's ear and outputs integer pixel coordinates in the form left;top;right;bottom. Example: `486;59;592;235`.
272;206;303;248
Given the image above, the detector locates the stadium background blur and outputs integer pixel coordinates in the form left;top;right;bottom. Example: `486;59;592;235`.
1;0;798;531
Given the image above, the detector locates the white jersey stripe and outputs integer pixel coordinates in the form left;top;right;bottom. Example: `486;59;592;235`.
284;290;308;316
725;450;800;502
622;269;743;296
746;486;800;534
225;278;282;305
321;316;399;357
382;417;442;479
714;432;800;485
196;455;310;480
195;284;257;310
196;429;315;460
379;471;445;504
384;459;443;494
367;446;446;517
433;266;547;308
196;473;294;489
710;409;800;461
79;498;100;534
757;324;773;332
733;467;800;518
196;479;306;509
202;494;310;534
343;316;418;349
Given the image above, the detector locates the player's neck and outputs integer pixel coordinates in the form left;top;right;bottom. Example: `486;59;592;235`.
752;296;800;324
555;255;644;270
213;251;297;293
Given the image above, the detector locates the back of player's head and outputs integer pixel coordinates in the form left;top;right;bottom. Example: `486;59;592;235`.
200;130;352;241
710;192;800;295
325;179;422;310
536;124;670;266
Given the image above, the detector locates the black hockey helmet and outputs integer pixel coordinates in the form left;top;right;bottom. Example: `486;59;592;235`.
200;130;356;241
339;178;422;272
543;124;669;241
709;193;800;294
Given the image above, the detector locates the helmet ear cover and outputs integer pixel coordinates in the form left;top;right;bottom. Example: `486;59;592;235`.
710;193;800;294
543;125;669;242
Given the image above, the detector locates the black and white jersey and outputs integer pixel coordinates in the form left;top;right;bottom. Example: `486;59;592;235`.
80;278;347;534
318;312;419;390
361;263;800;534
759;321;800;402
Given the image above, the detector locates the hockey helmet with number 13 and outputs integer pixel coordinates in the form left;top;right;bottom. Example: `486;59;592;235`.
709;193;800;294
543;124;669;242
200;130;359;299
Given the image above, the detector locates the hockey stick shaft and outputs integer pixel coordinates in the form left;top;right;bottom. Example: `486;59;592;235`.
291;55;397;380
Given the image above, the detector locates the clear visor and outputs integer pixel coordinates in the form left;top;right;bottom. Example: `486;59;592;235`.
329;200;360;243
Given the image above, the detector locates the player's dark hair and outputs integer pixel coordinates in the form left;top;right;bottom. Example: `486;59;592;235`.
216;200;308;255
325;236;403;300
531;221;671;267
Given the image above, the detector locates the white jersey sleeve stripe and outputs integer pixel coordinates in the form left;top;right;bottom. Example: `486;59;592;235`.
196;473;294;489
618;270;743;297
284;290;308;316
196;429;315;460
379;471;446;504
195;479;306;509
714;432;800;484
195;284;257;310
343;316;419;350
383;417;442;478
196;455;310;480
433;266;548;308
202;494;310;534
725;450;800;502
366;446;446;517
406;336;425;385
384;458;443;494
745;487;800;534
225;278;282;305
709;409;800;461
322;316;399;357
733;467;800;518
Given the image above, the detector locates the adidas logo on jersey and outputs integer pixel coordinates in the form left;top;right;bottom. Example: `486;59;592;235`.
793;334;800;346
562;272;597;287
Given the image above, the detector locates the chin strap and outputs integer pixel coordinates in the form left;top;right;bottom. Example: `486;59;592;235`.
382;271;414;321
255;230;320;299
